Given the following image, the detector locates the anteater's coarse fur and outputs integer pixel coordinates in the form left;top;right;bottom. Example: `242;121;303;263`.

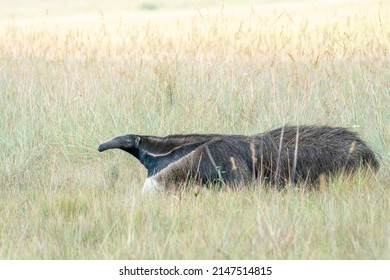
98;125;379;192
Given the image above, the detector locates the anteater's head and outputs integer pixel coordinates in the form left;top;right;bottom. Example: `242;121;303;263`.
98;134;140;153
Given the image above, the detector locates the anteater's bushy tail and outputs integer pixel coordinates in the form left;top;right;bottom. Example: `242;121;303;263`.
254;125;379;185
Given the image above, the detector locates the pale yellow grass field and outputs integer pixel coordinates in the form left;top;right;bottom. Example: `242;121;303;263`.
0;0;389;259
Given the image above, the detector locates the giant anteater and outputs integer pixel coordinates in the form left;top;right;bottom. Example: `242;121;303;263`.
98;125;379;192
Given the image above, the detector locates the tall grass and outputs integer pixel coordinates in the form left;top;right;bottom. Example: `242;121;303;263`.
0;0;389;259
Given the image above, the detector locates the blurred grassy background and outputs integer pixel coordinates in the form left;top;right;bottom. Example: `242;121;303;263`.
1;0;316;15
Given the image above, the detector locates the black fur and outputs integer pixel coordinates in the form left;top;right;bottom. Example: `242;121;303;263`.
257;125;379;186
98;125;379;189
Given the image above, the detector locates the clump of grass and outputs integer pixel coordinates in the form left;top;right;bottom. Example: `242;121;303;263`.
138;2;160;11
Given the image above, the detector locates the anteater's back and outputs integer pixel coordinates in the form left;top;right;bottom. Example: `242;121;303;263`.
262;125;379;184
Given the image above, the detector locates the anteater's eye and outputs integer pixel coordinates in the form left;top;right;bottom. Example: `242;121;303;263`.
126;139;132;144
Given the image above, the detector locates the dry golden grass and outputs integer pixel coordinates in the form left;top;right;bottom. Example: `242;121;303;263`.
0;0;389;259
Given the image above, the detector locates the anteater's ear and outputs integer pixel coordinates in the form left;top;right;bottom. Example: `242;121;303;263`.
135;136;141;148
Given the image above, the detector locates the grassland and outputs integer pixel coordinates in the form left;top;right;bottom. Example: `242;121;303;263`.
0;0;389;259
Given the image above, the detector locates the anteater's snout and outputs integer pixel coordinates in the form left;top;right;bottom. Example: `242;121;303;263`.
97;144;106;152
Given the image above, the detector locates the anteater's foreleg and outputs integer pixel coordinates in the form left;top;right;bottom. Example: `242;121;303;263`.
142;141;252;193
